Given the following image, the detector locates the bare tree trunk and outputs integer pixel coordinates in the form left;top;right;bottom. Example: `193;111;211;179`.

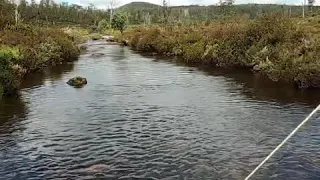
15;6;19;24
302;0;306;18
289;6;292;18
108;0;117;24
109;8;113;24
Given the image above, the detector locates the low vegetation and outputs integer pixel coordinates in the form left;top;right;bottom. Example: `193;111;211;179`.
123;14;320;88
0;24;80;98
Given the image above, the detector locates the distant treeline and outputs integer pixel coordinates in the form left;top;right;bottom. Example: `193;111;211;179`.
1;0;320;27
0;0;110;28
120;2;320;25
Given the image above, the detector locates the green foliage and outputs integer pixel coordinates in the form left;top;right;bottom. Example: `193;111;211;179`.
98;19;110;31
111;13;128;35
117;2;320;25
35;37;62;66
62;27;90;44
0;24;80;97
126;14;320;88
49;34;80;61
0;46;24;97
1;0;110;27
182;42;205;63
0;0;14;30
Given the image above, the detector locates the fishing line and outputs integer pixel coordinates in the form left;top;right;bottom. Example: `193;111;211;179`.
244;104;320;180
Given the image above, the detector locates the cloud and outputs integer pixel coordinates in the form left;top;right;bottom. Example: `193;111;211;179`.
59;0;318;9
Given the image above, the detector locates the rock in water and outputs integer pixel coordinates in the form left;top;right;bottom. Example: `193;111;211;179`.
91;53;105;58
67;76;87;88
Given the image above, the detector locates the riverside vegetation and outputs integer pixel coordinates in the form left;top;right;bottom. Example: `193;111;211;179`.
0;24;81;97
120;14;320;89
0;0;124;98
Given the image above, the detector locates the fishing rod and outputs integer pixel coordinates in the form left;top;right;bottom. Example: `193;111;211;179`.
245;104;320;180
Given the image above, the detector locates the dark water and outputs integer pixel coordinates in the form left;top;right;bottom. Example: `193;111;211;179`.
0;41;319;180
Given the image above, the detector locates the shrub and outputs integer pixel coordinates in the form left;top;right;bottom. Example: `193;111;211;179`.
154;36;178;55
135;27;161;52
124;14;320;88
98;19;110;32
42;28;80;61
35;37;62;66
182;42;205;63
0;24;81;97
0;46;24;96
62;27;89;44
54;36;79;61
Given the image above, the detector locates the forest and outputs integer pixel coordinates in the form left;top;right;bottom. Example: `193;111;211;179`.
1;0;320;98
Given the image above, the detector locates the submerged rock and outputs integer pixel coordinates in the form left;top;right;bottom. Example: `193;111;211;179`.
91;53;105;58
67;76;87;88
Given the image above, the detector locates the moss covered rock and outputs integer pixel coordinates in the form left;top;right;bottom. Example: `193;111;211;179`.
67;76;87;88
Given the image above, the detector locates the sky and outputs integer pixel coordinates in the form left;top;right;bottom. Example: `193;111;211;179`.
59;0;319;9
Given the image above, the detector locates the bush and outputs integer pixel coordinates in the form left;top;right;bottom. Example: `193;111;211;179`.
135;27;161;52
124;14;320;88
0;46;24;97
62;27;89;44
98;19;110;32
37;28;80;62
35;37;62;66
0;24;80;97
182;42;205;63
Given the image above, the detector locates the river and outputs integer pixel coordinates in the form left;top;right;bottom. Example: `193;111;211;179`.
0;41;319;180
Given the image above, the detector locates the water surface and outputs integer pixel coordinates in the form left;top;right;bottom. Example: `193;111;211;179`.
0;41;319;180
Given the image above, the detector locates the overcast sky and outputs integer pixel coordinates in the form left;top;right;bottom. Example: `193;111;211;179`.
61;0;319;9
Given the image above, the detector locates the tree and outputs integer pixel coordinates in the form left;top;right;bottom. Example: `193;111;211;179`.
308;0;315;12
308;0;315;6
219;0;235;16
162;0;171;27
12;0;21;24
111;12;128;35
108;0;118;24
219;0;235;6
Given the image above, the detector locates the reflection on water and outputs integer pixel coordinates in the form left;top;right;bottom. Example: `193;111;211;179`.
0;61;75;147
0;41;319;180
201;67;320;107
150;57;320;107
0;96;27;133
21;62;75;89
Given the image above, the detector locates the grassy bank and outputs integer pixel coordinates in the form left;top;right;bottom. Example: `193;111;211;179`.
0;24;81;98
122;14;320;88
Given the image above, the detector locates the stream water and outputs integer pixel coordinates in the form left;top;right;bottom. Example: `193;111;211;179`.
0;41;319;180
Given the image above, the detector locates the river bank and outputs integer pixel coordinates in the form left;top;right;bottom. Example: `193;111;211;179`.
120;14;320;89
0;24;82;98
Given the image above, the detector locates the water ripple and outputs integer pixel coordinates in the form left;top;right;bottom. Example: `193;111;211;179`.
0;43;319;180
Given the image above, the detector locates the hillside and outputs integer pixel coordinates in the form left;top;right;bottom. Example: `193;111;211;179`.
118;2;161;10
